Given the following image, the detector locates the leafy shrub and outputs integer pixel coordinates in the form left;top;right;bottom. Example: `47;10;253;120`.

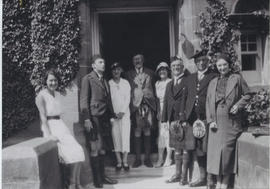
2;0;80;139
244;89;270;126
2;0;37;139
29;0;80;93
199;0;240;70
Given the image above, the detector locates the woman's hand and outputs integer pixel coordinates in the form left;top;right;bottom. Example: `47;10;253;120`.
209;122;218;131
230;105;239;115
182;121;187;127
48;135;59;142
117;112;125;119
84;119;93;132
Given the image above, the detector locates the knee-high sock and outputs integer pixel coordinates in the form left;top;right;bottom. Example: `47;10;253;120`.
90;156;102;186
99;154;106;179
197;155;206;180
181;151;190;181
144;135;151;160
134;137;141;160
174;152;182;177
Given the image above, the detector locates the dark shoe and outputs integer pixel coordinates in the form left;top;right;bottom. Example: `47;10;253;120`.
132;159;142;168
165;175;180;183
115;164;122;172
179;178;188;186
123;164;130;171
189;179;207;187
103;176;118;185
144;159;153;168
93;183;103;188
207;184;216;189
75;184;85;189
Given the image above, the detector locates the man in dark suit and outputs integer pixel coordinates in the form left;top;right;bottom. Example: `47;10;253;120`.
181;50;217;188
162;56;189;184
125;54;157;168
80;55;118;188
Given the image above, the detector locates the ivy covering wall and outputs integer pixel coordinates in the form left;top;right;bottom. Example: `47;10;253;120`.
2;0;80;139
199;0;240;70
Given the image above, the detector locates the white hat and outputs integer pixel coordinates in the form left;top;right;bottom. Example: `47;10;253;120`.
156;62;169;73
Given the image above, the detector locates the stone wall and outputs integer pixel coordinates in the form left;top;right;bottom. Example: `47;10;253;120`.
235;133;270;189
2;138;62;189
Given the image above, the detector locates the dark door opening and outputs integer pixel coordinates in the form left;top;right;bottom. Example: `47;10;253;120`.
99;12;171;76
99;12;171;153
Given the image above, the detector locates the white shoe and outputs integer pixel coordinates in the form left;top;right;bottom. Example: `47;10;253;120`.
163;159;172;167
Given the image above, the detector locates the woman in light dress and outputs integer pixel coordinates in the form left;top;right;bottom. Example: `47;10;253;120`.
155;62;173;167
35;69;85;189
109;62;131;171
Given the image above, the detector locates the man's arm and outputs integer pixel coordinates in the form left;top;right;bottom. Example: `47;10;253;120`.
80;75;92;122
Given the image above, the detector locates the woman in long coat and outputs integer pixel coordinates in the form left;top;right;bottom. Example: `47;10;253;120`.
206;53;251;189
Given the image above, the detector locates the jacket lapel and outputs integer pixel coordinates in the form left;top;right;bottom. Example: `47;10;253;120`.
225;74;237;98
211;77;218;100
198;72;214;93
90;71;106;91
173;79;185;98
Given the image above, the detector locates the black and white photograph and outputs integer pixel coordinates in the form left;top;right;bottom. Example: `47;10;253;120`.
2;0;270;189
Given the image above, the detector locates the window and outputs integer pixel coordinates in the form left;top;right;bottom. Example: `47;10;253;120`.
240;34;258;71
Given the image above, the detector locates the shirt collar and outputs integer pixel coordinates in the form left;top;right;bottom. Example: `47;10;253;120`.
94;70;103;80
174;73;184;80
136;67;143;74
198;68;208;76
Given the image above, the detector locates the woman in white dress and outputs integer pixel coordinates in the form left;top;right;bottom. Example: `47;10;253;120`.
109;62;131;171
155;62;173;167
35;69;85;189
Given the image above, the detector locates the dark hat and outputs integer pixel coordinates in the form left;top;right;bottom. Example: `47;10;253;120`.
190;50;208;59
111;62;122;70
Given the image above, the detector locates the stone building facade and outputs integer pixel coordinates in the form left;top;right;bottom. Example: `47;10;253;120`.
59;0;269;132
58;1;269;184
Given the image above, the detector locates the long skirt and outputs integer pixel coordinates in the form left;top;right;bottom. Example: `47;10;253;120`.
47;119;85;164
207;104;241;175
157;121;170;149
111;114;131;153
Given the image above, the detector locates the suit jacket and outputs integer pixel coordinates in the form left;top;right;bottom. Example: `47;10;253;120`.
125;67;157;113
182;70;218;122
80;71;115;121
206;73;251;126
161;73;188;123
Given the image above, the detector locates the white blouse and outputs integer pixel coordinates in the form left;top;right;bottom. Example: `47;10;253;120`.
155;78;171;112
109;78;131;115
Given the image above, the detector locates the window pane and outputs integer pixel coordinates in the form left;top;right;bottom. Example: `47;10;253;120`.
241;35;247;42
241;54;256;71
248;43;257;51
248;34;256;42
241;44;247;51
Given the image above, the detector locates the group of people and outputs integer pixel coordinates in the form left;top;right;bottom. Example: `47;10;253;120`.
35;50;251;189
